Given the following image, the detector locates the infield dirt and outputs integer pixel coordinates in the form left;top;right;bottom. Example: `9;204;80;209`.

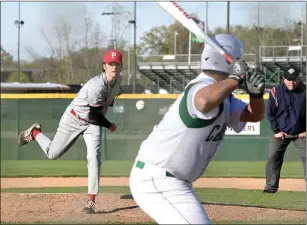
1;177;305;224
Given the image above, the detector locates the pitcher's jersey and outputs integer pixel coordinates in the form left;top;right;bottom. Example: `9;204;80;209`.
136;73;247;183
68;73;122;121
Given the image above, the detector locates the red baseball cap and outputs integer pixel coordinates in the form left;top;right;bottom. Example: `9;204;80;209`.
103;50;123;64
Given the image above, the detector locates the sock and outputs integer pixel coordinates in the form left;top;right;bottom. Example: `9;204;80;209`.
88;194;95;202
32;129;41;140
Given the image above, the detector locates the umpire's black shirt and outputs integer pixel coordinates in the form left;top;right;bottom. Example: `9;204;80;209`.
266;82;306;135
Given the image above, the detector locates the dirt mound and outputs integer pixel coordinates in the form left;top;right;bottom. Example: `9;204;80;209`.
1;177;305;223
1;193;305;224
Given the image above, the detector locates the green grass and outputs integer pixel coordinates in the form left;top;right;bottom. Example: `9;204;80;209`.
2;186;305;211
1;160;304;178
1;160;133;177
1;186;130;194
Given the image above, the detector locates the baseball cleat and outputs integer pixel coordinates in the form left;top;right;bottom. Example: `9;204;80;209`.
263;189;277;194
17;123;41;146
83;199;97;214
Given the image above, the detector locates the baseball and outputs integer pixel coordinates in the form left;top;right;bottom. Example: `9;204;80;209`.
136;100;145;110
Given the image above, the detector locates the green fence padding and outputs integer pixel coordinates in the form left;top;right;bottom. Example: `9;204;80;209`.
0;98;302;161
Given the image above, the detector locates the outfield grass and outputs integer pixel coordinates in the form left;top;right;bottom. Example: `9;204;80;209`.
2;186;305;211
1;160;304;178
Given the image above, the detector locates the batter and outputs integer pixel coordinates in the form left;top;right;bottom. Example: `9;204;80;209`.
17;50;123;214
129;34;266;224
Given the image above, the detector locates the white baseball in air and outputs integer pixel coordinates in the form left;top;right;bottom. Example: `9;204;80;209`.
136;100;145;110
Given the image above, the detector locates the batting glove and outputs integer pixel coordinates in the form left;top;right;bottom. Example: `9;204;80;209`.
228;59;248;85
244;68;266;98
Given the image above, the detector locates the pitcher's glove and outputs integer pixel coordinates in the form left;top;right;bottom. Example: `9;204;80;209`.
244;68;265;98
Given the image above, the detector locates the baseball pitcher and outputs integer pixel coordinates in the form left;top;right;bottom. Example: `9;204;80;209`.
17;50;123;214
129;34;266;224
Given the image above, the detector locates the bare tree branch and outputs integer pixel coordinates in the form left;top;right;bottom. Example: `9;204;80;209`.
105;2;132;49
40;27;57;58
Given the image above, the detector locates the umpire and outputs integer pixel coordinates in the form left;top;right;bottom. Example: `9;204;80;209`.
264;68;306;193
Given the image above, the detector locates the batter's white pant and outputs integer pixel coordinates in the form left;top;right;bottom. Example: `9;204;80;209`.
35;109;102;195
129;158;211;224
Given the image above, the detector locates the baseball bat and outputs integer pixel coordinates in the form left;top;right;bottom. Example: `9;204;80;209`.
157;1;233;64
276;134;299;140
284;134;299;139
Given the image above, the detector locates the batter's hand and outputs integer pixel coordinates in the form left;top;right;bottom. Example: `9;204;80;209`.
274;132;287;140
298;132;306;138
109;123;117;132
228;59;248;85
245;68;265;98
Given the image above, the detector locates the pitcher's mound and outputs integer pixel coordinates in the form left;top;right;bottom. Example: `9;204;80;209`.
1;193;305;224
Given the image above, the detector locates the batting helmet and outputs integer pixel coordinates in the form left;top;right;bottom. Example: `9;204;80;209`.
201;34;244;74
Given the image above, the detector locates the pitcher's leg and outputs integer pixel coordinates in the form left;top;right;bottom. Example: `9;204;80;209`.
82;124;102;213
18;113;87;160
293;137;306;179
130;166;211;224
35;125;82;160
264;136;290;192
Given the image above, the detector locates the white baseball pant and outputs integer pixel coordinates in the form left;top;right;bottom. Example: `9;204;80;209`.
129;158;211;224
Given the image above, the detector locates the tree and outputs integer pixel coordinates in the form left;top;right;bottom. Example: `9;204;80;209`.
139;25;172;55
246;2;306;48
25;5;108;84
138;20;205;57
1;45;15;68
25;3;136;84
104;2;132;50
7;71;31;83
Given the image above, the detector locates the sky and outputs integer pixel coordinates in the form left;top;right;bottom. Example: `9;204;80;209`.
1;1;306;61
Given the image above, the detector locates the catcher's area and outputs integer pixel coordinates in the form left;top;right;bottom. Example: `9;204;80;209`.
1;177;305;224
